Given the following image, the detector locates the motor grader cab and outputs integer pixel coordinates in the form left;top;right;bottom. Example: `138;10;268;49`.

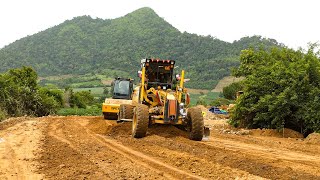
102;78;133;120
122;58;209;141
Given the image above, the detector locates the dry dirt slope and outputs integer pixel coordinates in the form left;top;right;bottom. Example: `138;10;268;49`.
0;116;320;179
212;76;244;92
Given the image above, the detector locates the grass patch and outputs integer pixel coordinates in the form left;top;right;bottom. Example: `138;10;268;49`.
73;87;105;95
39;73;108;88
57;106;101;116
73;87;110;99
71;80;104;88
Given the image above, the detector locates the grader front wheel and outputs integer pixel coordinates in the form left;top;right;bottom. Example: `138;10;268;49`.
132;104;149;138
187;107;204;141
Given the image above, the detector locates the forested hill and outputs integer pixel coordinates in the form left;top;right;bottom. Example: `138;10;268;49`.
0;7;282;89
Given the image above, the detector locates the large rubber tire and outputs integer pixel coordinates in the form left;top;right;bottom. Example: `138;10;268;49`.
132;104;149;138
187;107;204;141
118;104;134;120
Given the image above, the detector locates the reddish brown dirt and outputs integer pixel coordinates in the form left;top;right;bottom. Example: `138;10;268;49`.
0;116;320;179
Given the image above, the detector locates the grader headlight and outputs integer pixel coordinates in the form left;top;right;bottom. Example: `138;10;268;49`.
179;103;187;117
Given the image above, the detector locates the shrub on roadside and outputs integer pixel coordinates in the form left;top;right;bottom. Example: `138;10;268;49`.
223;82;244;100
210;98;234;107
70;91;95;108
0;67;61;118
230;45;320;135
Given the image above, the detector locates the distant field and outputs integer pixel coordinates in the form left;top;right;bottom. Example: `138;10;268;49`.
39;73;222;105
101;79;113;85
38;74;74;81
38;73;112;88
72;87;219;106
187;88;209;94
73;87;105;95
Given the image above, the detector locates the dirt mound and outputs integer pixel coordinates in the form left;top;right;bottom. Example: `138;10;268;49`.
86;118;116;134
195;105;229;121
204;112;228;121
250;128;304;138
0;116;32;130
305;133;320;144
147;125;189;138
108;122;132;137
108;123;189;139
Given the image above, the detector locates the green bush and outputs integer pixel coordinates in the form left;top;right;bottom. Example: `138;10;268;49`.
0;108;7;121
223;82;244;100
196;98;207;106
36;88;62;116
231;45;320;135
70;90;95;108
0;67;61;117
210;98;234;107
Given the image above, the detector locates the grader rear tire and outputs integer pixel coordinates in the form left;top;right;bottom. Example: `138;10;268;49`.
119;104;134;120
132;104;149;138
187;107;204;141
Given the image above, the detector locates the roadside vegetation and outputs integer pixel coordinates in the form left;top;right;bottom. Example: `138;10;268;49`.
0;66;109;121
0;67;63;121
230;45;320;135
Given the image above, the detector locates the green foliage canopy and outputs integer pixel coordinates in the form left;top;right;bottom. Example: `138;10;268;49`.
230;46;320;134
70;90;95;108
0;8;281;89
223;82;244;100
0;67;63;119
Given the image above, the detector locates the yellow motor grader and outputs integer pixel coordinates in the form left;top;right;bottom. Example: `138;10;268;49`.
119;58;209;141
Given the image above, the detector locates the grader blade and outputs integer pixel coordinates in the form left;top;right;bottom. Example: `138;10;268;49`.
117;118;133;122
203;127;211;140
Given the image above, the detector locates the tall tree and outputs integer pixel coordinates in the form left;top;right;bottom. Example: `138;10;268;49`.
231;45;320;135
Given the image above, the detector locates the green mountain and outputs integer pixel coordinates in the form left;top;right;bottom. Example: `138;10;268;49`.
0;7;282;89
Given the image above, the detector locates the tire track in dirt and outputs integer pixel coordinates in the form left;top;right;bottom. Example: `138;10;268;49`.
206;138;320;165
48;118;179;179
109;123;265;179
4;143;23;178
39;117;204;179
110;123;320;179
75;118;208;179
38;117;162;179
4;116;318;179
0;119;44;180
204;138;320;177
93;134;205;180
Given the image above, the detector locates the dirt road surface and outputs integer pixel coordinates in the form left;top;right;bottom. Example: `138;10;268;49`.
1;116;320;179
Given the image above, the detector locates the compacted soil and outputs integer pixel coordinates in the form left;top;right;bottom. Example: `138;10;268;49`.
1;116;320;179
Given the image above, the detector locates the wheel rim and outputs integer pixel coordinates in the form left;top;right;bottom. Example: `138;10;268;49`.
132;107;137;132
118;106;122;121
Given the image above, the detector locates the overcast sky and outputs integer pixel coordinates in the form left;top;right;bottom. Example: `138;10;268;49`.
0;0;319;49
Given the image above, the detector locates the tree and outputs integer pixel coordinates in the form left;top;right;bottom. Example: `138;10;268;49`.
0;66;62;118
230;45;320;135
223;82;244;100
70;91;94;108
